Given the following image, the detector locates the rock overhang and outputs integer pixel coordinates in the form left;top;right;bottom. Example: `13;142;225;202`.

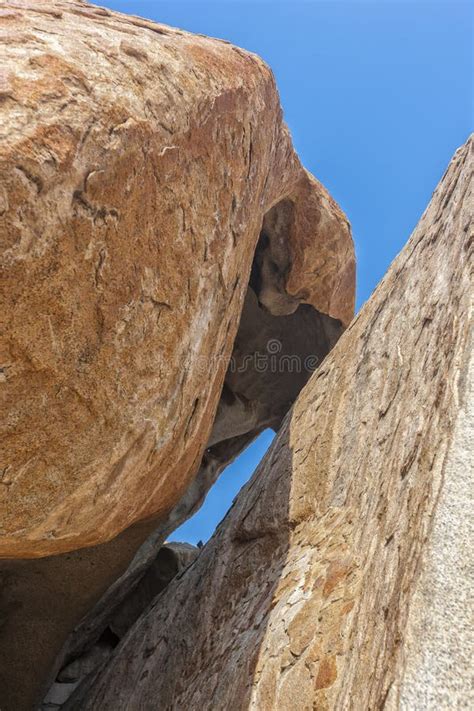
0;0;355;558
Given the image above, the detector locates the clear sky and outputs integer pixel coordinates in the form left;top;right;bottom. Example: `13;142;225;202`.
102;0;472;544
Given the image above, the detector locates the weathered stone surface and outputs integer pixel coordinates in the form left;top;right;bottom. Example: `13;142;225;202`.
39;542;198;710
0;2;355;708
70;139;473;710
387;337;473;708
109;541;199;637
0;0;354;559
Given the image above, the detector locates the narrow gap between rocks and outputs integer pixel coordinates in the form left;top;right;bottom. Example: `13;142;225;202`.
168;429;275;546
166;197;344;548
39;197;344;710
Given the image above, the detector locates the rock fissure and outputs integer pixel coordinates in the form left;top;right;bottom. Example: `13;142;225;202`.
56;136;472;711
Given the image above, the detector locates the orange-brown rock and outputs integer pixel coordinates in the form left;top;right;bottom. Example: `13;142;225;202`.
69;139;472;710
0;0;354;558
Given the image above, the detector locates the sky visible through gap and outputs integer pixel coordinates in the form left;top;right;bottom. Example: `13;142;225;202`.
101;0;472;545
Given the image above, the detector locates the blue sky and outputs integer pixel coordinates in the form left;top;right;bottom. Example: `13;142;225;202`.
103;0;472;544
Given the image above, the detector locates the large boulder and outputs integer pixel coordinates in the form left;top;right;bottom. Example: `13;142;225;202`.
67;138;473;710
0;2;355;709
0;0;354;560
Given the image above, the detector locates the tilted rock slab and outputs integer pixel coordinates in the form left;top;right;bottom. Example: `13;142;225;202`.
0;0;354;559
71;138;473;710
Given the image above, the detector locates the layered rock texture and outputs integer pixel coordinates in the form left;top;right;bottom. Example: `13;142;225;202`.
64;139;473;710
0;0;354;560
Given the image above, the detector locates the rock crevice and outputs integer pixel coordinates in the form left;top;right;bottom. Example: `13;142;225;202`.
0;0;354;559
63;138;472;710
0;2;354;709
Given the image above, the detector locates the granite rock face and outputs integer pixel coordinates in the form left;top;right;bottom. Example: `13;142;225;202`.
69;139;473;710
0;2;355;709
0;0;354;559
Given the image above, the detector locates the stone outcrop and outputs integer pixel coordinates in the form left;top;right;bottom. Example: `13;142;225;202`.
0;2;355;709
67;139;473;710
0;0;354;560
